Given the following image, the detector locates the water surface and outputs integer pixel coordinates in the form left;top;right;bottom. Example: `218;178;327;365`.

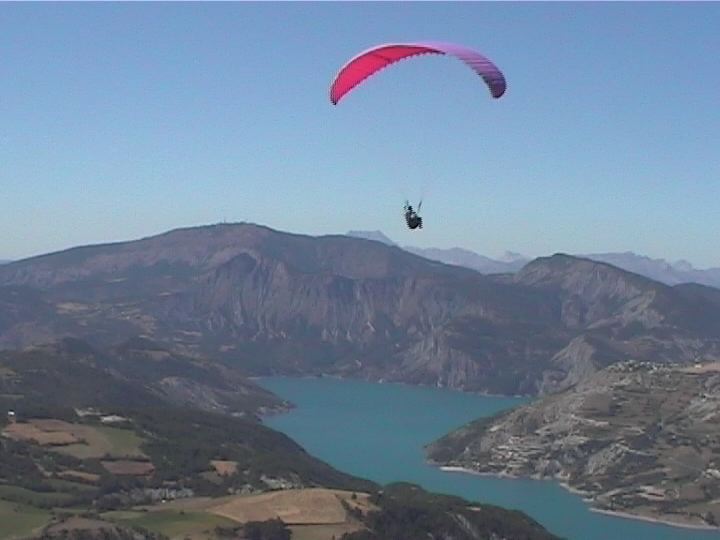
258;376;720;540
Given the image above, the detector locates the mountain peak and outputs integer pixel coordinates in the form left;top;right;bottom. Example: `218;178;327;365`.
499;251;528;263
673;259;695;272
518;252;656;284
345;230;397;246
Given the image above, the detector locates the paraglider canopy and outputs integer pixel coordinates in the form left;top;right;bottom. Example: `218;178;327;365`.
330;41;506;105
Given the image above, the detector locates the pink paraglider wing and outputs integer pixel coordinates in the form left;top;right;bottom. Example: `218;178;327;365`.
330;41;506;105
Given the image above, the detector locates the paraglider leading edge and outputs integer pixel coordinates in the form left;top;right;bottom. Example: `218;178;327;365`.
329;41;506;105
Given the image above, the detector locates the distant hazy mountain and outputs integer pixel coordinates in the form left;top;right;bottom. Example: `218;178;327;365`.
345;230;528;274
345;231;720;288
0;260;10;265
346;230;397;246
499;250;527;263
582;251;720;288
403;246;528;274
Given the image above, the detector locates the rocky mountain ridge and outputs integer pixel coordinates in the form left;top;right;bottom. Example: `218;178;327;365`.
426;361;720;529
2;223;720;395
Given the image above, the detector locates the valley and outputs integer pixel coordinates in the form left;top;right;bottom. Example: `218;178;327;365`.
2;223;720;537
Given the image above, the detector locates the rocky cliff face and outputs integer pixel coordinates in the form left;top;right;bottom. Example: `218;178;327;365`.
514;254;720;333
1;224;720;395
426;361;720;528
513;254;720;393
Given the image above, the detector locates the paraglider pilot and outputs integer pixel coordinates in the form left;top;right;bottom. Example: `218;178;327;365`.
404;201;423;230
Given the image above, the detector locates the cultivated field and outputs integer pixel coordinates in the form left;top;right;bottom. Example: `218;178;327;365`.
45;517;117;535
1;419;145;459
290;522;366;540
0;485;75;506
56;425;145;459
210;459;238;476
108;509;237;540
208;488;372;525
2;421;80;445
58;470;101;483
105;488;375;540
101;460;155;476
0;499;52;539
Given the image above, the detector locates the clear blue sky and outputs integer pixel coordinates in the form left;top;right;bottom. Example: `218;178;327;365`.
2;3;719;266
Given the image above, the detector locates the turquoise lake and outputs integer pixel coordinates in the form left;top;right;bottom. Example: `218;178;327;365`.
258;376;720;540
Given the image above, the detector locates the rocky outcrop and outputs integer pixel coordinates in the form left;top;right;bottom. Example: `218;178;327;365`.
427;361;720;528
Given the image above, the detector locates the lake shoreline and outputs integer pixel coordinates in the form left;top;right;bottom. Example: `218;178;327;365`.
590;508;718;532
252;373;530;400
435;465;719;532
259;375;720;540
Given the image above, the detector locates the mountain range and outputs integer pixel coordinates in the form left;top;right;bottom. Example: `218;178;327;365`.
0;312;558;540
346;230;528;274
2;222;720;396
346;230;720;287
581;251;720;288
